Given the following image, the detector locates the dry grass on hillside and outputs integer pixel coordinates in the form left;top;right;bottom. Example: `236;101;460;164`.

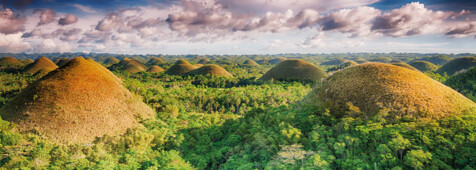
301;63;476;120
437;57;476;75
187;64;233;77
260;59;326;81
147;65;165;73
23;57;58;74
0;57;155;144
164;59;198;75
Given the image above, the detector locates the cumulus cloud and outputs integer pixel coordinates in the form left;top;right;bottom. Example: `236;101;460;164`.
35;39;72;53
0;8;26;34
371;2;453;37
22;28;42;38
35;9;56;25
445;22;476;38
320;6;380;37
59;14;78;25
166;0;322;36
96;13;123;31
218;0;379;13
51;28;82;41
0;33;31;52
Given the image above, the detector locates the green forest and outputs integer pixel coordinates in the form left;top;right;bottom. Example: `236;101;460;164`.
0;53;476;169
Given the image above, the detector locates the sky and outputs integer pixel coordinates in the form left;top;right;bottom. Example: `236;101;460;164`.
0;0;474;55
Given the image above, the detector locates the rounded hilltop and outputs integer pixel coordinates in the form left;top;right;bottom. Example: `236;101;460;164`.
269;57;287;64
146;57;165;65
259;59;326;81
391;62;419;71
437;57;476;75
56;58;70;67
243;59;259;67
23;57;58;74
109;58;148;73
164;59;198;75
147;65;165;73
409;61;438;72
0;57;23;69
104;57;120;65
0;57;155;144
187;64;233;77
302;63;476;120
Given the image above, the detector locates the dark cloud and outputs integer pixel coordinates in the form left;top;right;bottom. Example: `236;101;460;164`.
21;28;41;38
445;22;476;37
58;14;78;25
34;9;56;25
95;12;123;31
318;7;380;37
52;28;82;41
0;8;26;34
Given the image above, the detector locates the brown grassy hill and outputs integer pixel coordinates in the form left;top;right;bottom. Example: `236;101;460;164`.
195;64;204;67
409;61;438;72
301;63;476;120
259;59;326;81
269;57;287;64
0;57;23;69
164;59;198;75
147;65;165;73
23;57;58;74
187;64;233;77
56;58;70;67
437;57;476;75
391;62;419;71
104;57;120;65
146;57;165;65
354;59;369;64
110;58;148;73
20;59;34;65
0;57;155;144
243;59;259;67
198;58;210;64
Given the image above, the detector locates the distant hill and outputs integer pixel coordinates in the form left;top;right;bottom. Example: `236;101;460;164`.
260;59;326;81
409;61;438;72
164;59;198;75
187;64;233;77
23;57;58;74
437;57;476;75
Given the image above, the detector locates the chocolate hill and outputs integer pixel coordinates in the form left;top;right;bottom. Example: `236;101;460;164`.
164;59;198;75
146;57;165;66
187;64;233;77
269;57;287;64
0;57;23;69
243;59;259;67
104;57;120;65
0;57;155;144
23;57;58;74
259;59;326;81
302;63;476;120
109;58;148;73
147;65;165;73
56;58;70;67
437;57;476;75
409;61;438;72
391;62;419;71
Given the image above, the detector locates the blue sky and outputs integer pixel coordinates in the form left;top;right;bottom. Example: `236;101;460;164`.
0;0;474;54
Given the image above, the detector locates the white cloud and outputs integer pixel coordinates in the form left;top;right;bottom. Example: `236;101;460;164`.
0;33;31;53
72;4;99;14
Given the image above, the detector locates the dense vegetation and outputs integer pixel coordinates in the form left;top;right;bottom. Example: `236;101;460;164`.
0;54;475;169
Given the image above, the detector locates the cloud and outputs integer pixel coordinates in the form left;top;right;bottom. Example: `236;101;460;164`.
51;28;82;41
320;6;380;37
59;14;78;25
371;2;453;37
0;8;26;34
218;0;380;13
35;9;56;25
0;33;31;53
72;4;99;14
445;22;476;38
35;39;72;53
21;28;42;38
95;13;123;31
